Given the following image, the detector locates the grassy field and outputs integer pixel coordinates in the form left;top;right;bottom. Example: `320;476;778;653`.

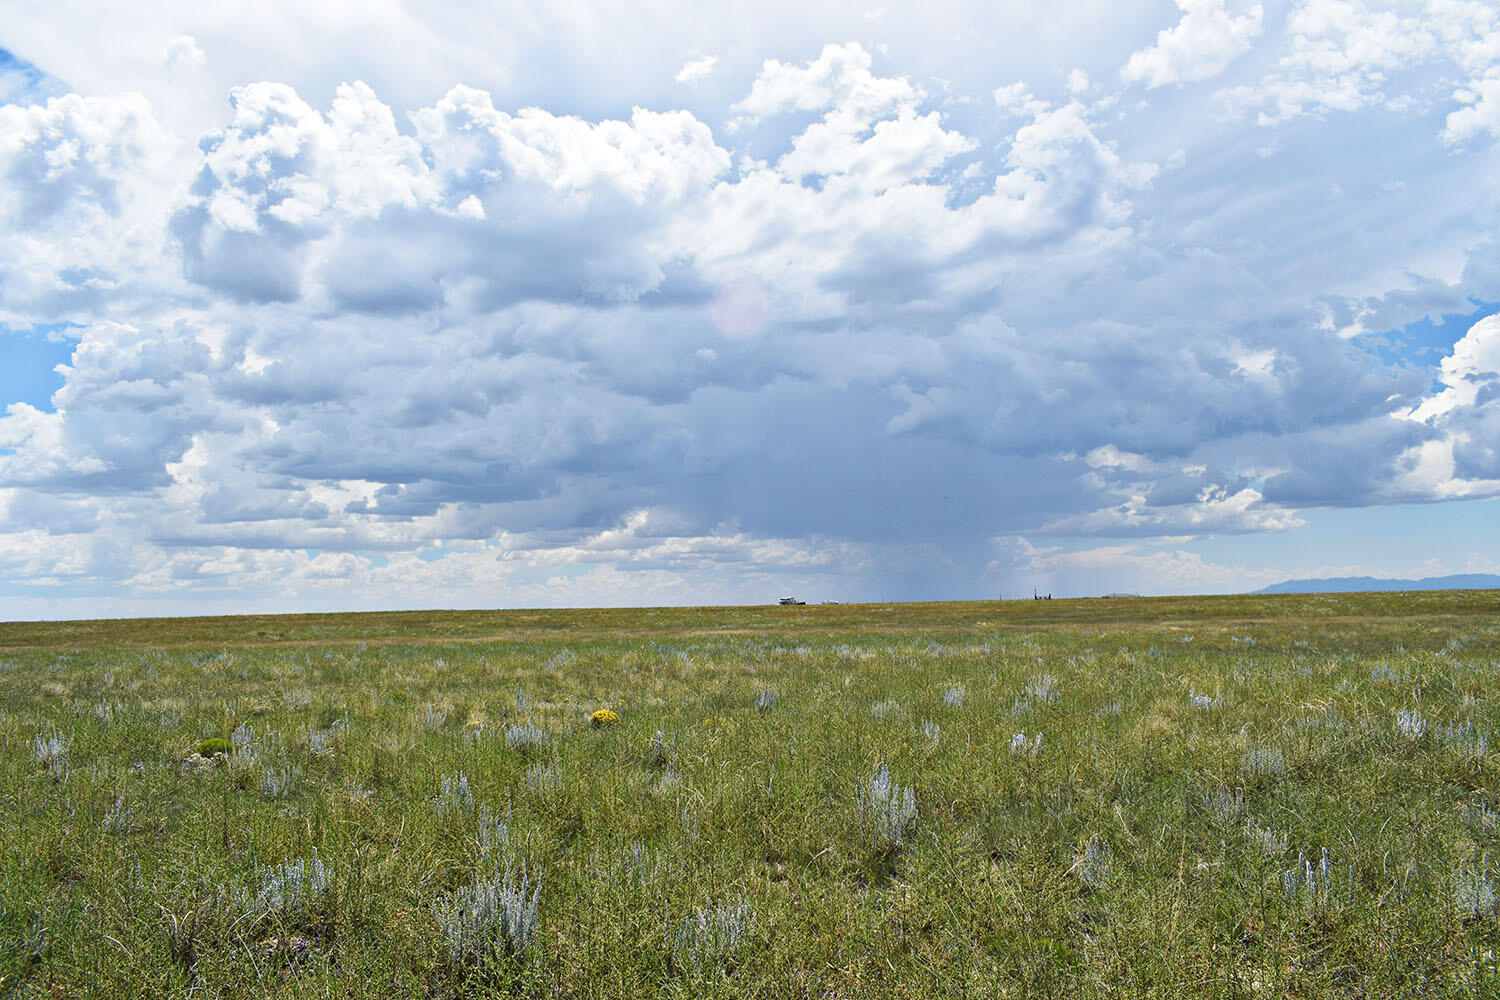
3;591;1500;998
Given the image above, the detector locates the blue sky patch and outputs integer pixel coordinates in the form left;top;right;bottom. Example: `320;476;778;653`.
0;47;65;105
1360;299;1500;374
0;325;76;412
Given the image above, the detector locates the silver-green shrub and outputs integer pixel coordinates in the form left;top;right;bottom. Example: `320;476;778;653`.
434;772;474;815
478;804;509;852
1079;835;1113;888
1396;707;1427;740
1440;718;1488;763
246;849;333;919
1204;785;1244;824
1242;744;1285;778
506;722;548;754
260;756;300;798
32;730;69;780
100;795;135;834
1026;673;1059;704
855;764;916;852
1455;863;1498;919
673;897;753;970
1009;731;1043;757
436;862;542;968
1282;848;1332;902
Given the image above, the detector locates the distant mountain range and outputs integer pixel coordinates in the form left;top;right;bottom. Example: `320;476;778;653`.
1252;573;1500;595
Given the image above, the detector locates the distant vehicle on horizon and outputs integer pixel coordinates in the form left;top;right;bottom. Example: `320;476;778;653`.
778;596;807;606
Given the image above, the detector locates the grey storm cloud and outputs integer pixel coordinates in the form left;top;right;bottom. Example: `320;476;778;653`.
0;12;1499;611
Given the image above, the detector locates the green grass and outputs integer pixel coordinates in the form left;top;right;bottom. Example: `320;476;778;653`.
2;591;1499;997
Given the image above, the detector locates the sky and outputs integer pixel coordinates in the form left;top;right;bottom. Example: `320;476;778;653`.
1;0;1499;619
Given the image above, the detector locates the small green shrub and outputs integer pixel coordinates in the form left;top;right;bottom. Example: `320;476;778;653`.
196;737;233;757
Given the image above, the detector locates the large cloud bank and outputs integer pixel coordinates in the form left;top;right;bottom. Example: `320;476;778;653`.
1;1;1499;614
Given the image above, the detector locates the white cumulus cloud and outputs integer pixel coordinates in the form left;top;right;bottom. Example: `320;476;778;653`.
0;92;177;321
1122;0;1264;88
1444;70;1500;143
163;35;206;76
675;53;718;85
